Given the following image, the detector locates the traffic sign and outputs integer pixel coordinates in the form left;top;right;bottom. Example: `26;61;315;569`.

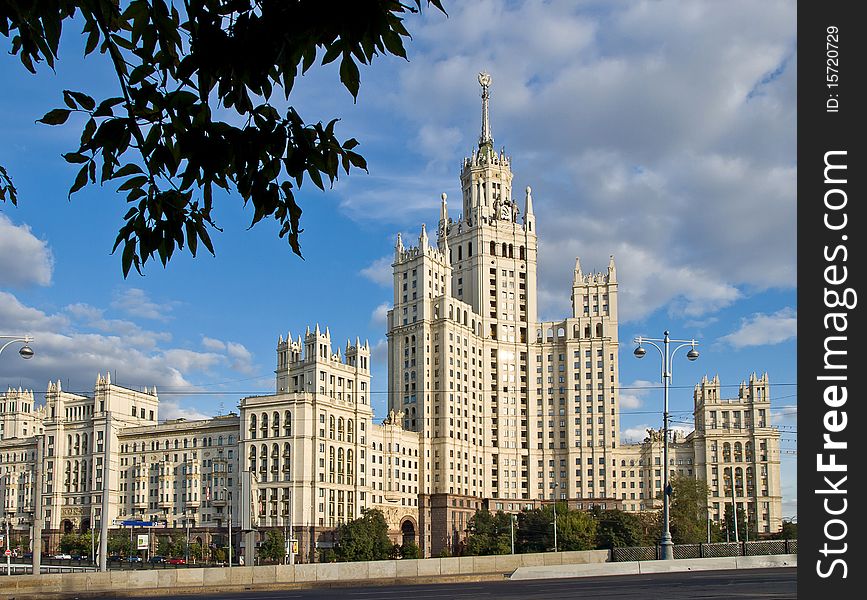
4;549;11;557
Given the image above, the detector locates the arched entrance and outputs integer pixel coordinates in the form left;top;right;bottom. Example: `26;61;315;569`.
401;520;416;546
61;520;75;534
80;518;91;533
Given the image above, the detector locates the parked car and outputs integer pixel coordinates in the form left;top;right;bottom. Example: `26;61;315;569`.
167;557;186;565
108;554;122;562
53;553;72;559
149;555;166;564
127;555;143;563
23;552;33;559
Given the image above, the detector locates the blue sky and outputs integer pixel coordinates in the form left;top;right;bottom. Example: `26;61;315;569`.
0;1;796;516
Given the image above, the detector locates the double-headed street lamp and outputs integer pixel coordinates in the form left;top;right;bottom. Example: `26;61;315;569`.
0;335;35;360
633;330;699;560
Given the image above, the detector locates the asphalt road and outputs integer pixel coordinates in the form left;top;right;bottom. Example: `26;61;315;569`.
127;567;796;600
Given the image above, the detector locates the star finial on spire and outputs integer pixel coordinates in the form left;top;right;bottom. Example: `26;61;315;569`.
478;72;493;151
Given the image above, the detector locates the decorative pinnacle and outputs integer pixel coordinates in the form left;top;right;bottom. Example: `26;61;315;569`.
478;72;493;149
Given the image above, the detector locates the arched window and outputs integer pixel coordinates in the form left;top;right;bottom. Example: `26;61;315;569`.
744;441;753;461
283;443;291;479
347;449;354;479
273;411;280;435
508;244;513;258
557;327;565;338
723;442;732;462
463;310;468;326
249;414;257;439
284;411;292;436
338;417;345;441
329;416;336;439
734;442;743;462
584;325;591;338
468;242;473;257
502;242;507;256
490;241;496;256
449;305;454;319
347;419;354;443
337;448;345;474
249;445;257;471
329;447;336;483
573;324;579;338
520;246;525;260
261;412;269;439
596;323;603;337
457;245;462;260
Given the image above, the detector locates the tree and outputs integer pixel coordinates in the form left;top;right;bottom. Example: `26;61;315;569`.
774;520;797;540
516;504;595;553
722;504;756;542
556;507;597;551
333;508;392;562
400;540;420;559
593;508;652;549
0;0;445;276
669;475;712;544
464;509;512;556
108;531;133;556
258;529;286;563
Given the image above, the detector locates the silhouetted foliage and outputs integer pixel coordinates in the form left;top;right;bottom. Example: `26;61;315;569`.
0;0;445;275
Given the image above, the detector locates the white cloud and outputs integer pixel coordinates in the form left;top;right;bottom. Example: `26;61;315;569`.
159;399;212;421
370;302;390;329
0;291;262;394
370;338;389;367
771;404;797;425
226;341;255;374
111;287;172;321
621;425;652;444
719;307;797;349
0;214;53;287
360;256;394;287
201;336;226;351
336;0;795;323
619;379;656;410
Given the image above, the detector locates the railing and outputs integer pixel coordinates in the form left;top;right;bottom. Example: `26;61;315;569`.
611;539;797;562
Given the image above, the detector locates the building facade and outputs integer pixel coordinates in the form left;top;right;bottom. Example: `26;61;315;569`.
0;74;782;561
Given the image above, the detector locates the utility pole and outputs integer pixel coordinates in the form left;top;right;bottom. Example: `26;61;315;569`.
510;514;515;554
5;518;10;576
288;488;294;566
552;499;558;553
98;412;112;571
32;435;43;575
729;467;739;543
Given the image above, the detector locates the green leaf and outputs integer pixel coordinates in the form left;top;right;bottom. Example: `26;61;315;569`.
117;175;149;191
68;91;96;111
339;55;360;99
114;164;144;178
38;109;71;125
69;165;89;197
62;152;89;164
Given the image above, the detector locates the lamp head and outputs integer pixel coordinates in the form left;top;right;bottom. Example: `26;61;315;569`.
18;344;34;359
686;347;699;361
633;345;646;358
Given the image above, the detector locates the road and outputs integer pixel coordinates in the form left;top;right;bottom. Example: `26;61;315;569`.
127;567;796;600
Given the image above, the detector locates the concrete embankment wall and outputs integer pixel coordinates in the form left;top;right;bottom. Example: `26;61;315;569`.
1;549;609;599
509;553;797;580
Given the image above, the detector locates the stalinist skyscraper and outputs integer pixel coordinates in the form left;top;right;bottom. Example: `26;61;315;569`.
387;73;622;551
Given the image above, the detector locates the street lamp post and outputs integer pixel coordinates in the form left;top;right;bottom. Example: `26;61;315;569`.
552;482;559;553
221;487;231;569
0;335;35;360
633;330;699;560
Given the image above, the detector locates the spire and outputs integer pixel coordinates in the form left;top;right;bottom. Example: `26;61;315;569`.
524;186;534;216
440;193;448;223
419;223;428;248
478;72;493;152
573;257;583;282
608;255;617;282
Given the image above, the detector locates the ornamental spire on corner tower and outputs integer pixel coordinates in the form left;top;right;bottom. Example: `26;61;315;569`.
478;72;493;152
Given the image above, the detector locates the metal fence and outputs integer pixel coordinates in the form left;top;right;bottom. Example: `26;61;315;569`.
611;539;797;562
